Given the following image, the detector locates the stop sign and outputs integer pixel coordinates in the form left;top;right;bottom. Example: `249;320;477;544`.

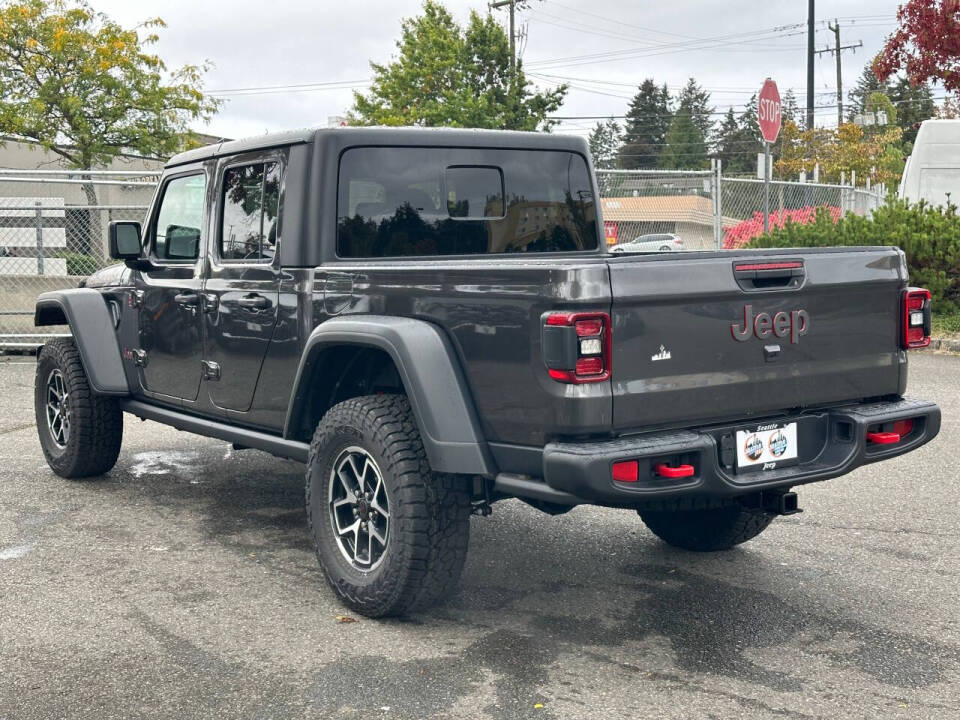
757;79;781;144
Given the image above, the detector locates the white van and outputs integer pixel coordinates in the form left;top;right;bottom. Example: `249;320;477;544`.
899;119;960;207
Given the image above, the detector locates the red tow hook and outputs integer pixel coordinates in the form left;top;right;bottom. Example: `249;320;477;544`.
866;431;900;445
654;463;695;478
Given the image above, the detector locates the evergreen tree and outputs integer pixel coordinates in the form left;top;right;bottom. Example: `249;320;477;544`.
848;62;893;121
781;88;801;127
890;76;935;147
717;95;764;176
587;118;622;170
713;108;741;172
658;107;708;170
676;77;714;143
618;79;671;169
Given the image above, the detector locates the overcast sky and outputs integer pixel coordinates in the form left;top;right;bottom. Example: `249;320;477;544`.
92;0;915;140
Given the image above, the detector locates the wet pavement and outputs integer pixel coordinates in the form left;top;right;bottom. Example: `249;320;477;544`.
1;352;958;719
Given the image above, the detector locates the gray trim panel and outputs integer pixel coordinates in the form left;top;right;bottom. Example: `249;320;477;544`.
285;315;495;476
34;289;129;395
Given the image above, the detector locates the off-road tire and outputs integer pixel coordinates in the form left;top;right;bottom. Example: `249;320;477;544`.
638;501;775;552
306;394;471;617
34;338;123;478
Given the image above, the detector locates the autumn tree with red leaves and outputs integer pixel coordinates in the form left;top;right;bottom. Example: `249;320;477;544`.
874;0;960;91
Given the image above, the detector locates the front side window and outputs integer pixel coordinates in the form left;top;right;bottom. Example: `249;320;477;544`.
154;174;206;261
337;148;597;258
220;162;280;262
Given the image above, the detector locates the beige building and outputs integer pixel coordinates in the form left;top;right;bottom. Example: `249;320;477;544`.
601;195;737;250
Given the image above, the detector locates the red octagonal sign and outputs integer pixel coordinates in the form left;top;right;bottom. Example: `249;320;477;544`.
758;79;782;144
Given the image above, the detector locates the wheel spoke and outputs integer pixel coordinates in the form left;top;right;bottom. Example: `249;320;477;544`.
336;467;358;499
332;497;354;512
347;455;364;492
369;522;387;547
338;517;361;539
366;525;374;562
352;525;362;563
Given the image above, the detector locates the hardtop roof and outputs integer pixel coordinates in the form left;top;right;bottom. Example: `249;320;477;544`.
165;126;589;168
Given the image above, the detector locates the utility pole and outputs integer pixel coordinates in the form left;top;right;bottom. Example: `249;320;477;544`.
807;0;815;130
814;21;863;127
490;0;517;74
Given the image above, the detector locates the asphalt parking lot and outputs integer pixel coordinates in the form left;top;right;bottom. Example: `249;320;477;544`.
1;352;958;719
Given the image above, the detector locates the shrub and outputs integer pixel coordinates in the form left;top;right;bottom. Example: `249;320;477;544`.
55;251;103;276
724;206;842;249
746;199;960;314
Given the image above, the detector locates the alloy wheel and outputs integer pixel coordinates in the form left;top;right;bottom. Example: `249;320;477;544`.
328;446;390;571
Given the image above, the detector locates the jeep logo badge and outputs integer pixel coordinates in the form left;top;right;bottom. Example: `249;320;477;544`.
731;305;809;344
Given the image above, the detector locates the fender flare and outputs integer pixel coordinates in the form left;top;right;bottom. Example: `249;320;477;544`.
34;289;129;395
284;315;495;476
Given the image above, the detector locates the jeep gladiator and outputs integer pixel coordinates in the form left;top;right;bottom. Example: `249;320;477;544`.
33;127;941;617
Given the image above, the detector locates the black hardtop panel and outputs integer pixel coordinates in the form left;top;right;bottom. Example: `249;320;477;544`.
165;127;316;168
166;126;589;169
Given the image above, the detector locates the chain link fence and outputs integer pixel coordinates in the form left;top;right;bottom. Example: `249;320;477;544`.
0;167;886;348
596;168;884;252
0;169;157;347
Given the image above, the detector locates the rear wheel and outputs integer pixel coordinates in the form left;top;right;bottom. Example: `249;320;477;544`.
34;338;123;478
659;245;672;252
306;394;471;617
638;502;775;551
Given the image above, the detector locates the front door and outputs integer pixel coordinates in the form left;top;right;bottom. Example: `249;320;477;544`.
136;170;208;402
203;158;282;413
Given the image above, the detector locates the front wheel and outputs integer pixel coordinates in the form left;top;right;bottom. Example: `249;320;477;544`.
638;502;775;552
34;338;123;478
305;394;471;617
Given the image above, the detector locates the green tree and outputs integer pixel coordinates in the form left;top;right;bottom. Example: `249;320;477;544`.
713;107;740;171
848;62;894;121
0;0;219;256
781;88;801;127
0;0;219;169
350;2;565;130
676;77;714;144
587;117;621;170
618;79;671;169
889;76;935;147
658;107;707;170
849;60;935;149
718;94;764;176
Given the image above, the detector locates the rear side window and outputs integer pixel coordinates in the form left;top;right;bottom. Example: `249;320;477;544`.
220;162;280;262
337;147;597;257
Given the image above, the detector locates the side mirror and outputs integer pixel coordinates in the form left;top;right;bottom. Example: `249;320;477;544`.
109;221;142;260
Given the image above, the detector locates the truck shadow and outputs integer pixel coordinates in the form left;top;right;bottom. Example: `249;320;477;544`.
101;444;957;716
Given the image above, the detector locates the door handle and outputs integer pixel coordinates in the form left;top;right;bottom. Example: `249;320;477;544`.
174;292;199;307
237;293;271;309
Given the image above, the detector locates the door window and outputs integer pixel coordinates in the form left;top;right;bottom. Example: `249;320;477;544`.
153;174;206;261
220;162;280;262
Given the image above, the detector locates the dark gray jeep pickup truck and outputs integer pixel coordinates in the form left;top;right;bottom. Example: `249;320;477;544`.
34;127;940;616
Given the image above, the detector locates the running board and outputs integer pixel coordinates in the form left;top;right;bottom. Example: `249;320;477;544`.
120;399;309;463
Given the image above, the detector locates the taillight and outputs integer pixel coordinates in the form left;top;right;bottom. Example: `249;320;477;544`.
902;288;931;349
542;311;611;383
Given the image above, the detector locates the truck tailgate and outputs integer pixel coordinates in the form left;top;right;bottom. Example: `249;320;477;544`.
608;248;905;431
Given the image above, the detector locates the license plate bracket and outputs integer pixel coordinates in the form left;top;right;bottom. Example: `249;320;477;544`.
735;422;799;473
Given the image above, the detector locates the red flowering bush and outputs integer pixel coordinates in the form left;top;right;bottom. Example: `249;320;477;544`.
723;206;842;249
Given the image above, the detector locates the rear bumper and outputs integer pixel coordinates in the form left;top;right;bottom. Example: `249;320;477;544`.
501;397;940;506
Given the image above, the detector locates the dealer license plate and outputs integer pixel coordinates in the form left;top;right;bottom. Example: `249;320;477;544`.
736;422;798;472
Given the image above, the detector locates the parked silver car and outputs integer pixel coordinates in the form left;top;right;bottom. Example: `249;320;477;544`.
610;233;684;253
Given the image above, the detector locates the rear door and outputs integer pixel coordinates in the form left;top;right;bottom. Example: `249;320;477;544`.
607;249;905;431
202;155;282;413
